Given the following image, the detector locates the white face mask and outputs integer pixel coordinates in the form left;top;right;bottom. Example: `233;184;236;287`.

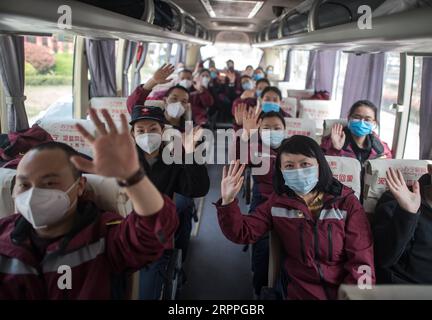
15;179;80;229
166;101;185;118
201;76;210;88
179;79;192;89
135;133;162;154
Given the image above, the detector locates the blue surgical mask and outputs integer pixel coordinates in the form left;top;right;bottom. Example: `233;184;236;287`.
256;89;263;98
210;71;217;79
282;166;319;195
253;73;264;81
262;102;280;113
261;130;285;149
348;119;374;137
242;81;253;91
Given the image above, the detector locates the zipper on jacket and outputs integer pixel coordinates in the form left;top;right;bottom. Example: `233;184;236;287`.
314;222;331;300
327;223;333;262
299;223;306;264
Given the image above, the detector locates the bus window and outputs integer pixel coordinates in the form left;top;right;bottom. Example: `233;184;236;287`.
200;43;262;70
289;50;310;90
24;35;74;124
379;52;400;148
138;43;171;86
403;57;422;159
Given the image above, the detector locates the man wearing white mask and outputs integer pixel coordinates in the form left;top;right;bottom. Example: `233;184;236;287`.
163;85;191;132
0;109;178;299
129;105;209;299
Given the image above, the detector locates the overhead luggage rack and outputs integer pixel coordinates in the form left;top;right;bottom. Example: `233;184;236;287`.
0;0;212;45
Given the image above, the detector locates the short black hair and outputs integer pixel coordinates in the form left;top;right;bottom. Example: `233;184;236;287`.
179;69;193;75
246;65;253;69
348;100;378;120
199;68;211;76
240;75;252;81
273;135;334;195
261;86;282;100
259;111;286;129
256;78;270;87
227;59;234;64
29;141;84;179
165;84;190;97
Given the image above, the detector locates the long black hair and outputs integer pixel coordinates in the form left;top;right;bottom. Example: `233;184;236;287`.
273;135;334;195
348;100;378;121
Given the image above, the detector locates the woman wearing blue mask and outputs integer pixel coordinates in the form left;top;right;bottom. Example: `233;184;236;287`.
216;135;375;300
321;100;392;165
233;109;287;296
260;86;290;118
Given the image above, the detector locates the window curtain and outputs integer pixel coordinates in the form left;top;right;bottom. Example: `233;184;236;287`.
419;57;432;159
85;39;117;98
0;35;29;131
283;49;291;82
131;42;148;91
122;40;137;96
340;52;385;118
306;50;337;96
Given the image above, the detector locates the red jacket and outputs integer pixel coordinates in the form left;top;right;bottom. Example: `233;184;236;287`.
0;196;178;299
126;85;153;114
321;127;392;165
190;89;214;125
234;135;276;201
215;180;375;300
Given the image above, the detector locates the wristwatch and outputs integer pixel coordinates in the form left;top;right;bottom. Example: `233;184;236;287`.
116;167;146;187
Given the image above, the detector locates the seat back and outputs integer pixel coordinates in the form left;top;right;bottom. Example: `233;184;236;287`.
363;159;432;213
299;100;341;133
325;156;362;199
280;97;297;118
89;97;131;124
0;169;132;217
285;117;317;141
323;119;348;137
37;119;96;157
0;168;16;218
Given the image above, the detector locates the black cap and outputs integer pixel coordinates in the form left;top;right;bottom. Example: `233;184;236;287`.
130;105;166;126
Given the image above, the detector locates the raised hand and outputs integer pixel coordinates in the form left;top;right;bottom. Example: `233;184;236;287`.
71;108;140;180
331;123;346;151
241;89;256;99
243;105;262;134
234;103;247;126
153;63;175;84
385;168;421;214
221;160;246;205
182;126;204;154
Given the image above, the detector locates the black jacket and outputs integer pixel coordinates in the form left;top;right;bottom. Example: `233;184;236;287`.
372;173;432;284
138;147;210;199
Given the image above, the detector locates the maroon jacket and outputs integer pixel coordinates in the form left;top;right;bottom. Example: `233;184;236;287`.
190;89;214;125
215;180;375;300
126;85;153;114
0;196;178;299
234;135;276;202
321;127;392;165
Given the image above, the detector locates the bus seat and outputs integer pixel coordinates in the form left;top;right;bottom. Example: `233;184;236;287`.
363;159;432;213
323;119;348;137
299;100;341;134
83;174;133;217
281;97;297;118
0;168;16;218
325;156;362;199
89;97;131;123
144;99;165;110
338;284;432;300
37;119;96;157
0;168;132;217
285;117;317;141
287;89;314;99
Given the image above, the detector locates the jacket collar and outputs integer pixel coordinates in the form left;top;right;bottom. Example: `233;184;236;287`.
11;201;100;254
